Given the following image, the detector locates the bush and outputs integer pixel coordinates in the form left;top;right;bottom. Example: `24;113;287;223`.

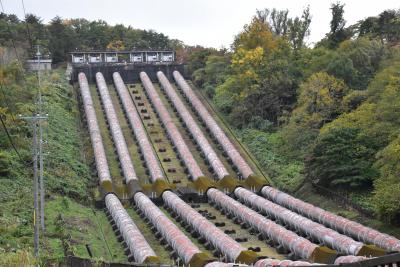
238;129;305;192
0;151;11;177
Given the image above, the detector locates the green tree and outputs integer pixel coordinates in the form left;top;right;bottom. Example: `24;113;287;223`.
282;72;348;158
48;16;77;63
373;136;400;223
287;6;312;50
233;17;278;52
306;127;378;188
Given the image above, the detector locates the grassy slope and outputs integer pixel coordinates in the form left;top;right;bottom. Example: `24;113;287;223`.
0;69;127;264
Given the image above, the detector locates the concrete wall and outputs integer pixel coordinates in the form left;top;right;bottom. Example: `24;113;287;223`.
70;63;186;84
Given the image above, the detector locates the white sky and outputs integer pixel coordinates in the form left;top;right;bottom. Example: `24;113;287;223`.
2;0;400;48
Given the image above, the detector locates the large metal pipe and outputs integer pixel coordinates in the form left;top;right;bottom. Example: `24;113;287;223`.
159;71;367;256
206;259;322;267
333;256;367;264
95;72;138;186
234;187;365;255
157;71;229;180
96;72;210;266
113;72;164;182
142;72;333;262
173;70;254;179
139;72;254;263
78;73;112;191
254;259;314;267
134;192;207;266
205;262;246;267
162;190;247;262
207;188;319;261
172;70;398;254
80;72;157;263
105;194;158;263
261;186;400;252
140;71;204;180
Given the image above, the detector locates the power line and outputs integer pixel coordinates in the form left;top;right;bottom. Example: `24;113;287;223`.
0;83;18;124
0;114;22;160
21;0;33;48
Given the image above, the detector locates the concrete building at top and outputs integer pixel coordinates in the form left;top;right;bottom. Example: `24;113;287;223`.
26;59;52;71
70;50;174;64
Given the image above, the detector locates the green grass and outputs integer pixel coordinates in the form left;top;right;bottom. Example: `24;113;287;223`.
0;69;131;264
44;195;127;261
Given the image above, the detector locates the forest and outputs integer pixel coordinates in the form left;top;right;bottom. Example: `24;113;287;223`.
186;4;400;224
0;13;182;63
0;3;400;246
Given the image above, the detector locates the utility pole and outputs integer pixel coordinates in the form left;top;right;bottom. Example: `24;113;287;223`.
36;45;45;231
20;114;47;257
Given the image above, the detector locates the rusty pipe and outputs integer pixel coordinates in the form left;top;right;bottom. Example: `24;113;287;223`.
173;70;253;179
261;186;400;252
113;72;164;182
95;72;138;185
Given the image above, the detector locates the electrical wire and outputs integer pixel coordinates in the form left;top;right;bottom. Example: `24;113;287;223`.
0;83;18;123
0;114;22;160
21;0;33;48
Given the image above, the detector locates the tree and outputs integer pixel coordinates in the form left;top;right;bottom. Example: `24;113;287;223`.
255;7;312;50
306;127;378;188
358;9;400;44
233;17;278;53
326;2;352;48
373;136;400;224
287;6;312;50
282;72;348;158
106;40;125;51
192;53;230;97
48;16;77;63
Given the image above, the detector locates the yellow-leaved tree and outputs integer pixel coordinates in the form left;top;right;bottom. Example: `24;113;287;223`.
106;40;125;51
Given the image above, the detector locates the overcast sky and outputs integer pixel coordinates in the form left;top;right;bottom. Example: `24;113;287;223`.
2;0;399;48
